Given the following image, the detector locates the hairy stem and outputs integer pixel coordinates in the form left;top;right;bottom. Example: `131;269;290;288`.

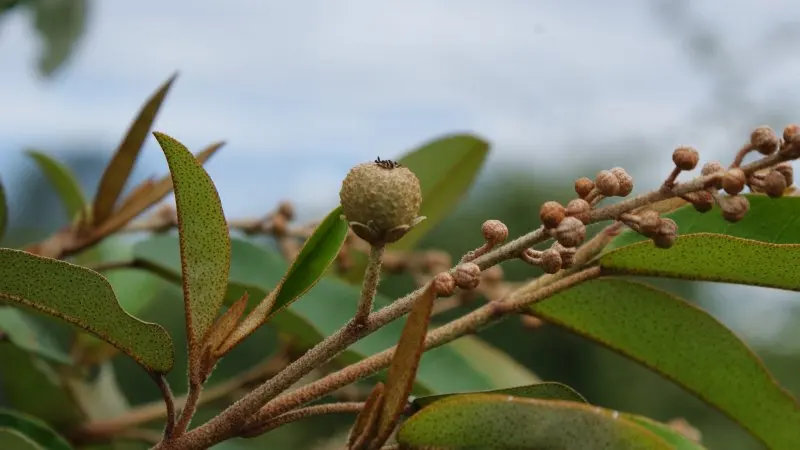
172;383;202;438
153;373;176;438
355;245;385;325
241;402;365;437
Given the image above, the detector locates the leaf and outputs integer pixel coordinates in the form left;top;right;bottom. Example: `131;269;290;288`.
392;134;489;250
208;292;249;358
530;277;800;450
0;177;7;241
397;394;671;449
152;132;230;378
26;149;86;221
92;74;178;227
133;235;537;394
0;428;42;450
0;307;71;364
623;415;707;450
445;335;540;388
371;282;437;449
411;381;588;412
0;248;174;373
348;382;385;450
0;408;73;450
601;234;800;290
29;0;87;77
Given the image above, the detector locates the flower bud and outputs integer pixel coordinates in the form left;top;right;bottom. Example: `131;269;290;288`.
610;167;634;196
540;249;562;274
783;124;800;144
595;170;620;197
750;126;779;155
554;216;586;248
540;201;566;229
722;169;746;195
574;177;595;199
721;196;750;223
565;198;591;225
774;162;794;187
453;263;481;290
481;220;509;245
672;146;699;171
638;210;661;237
432;272;456;297
764;170;787;198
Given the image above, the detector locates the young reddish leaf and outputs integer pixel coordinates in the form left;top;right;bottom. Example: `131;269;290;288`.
398;394;671;449
152;132;230;381
411;381;588;412
0;178;6;241
0;409;72;450
369;282;437;449
92;74;177;227
95;141;224;238
25;150;87;222
531;278;800;449
348;382;385;450
0;248;173;373
207;292;249;359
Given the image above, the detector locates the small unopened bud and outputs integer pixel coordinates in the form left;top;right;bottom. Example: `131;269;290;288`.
652;218;678;249
722;169;747;195
554;216;586;248
540;201;566;229
453;263;481;290
721;196;750;223
783;124;800;144
574;177;595;199
701;161;725;176
672;146;700;171
481;220;508;245
774;162;794;187
565;198;591;224
432;272;456;297
595;170;620;197
551;242;575;268
540;249;562;274
277;201;295;220
764;170;787;198
610;167;634;196
750;126;779;155
684;191;714;213
638;210;661;237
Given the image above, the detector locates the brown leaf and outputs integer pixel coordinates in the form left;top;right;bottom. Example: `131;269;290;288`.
207;292;250;359
213;289;278;357
348;382;385;450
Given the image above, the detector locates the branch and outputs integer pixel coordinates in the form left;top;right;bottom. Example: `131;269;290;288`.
241;402;364;437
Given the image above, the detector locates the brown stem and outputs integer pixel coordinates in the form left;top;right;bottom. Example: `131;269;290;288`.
731;143;755;168
355;245;385;325
153;373;176;438
241;402;364;437
172;383;202;437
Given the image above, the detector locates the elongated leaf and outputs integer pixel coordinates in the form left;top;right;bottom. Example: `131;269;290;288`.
348;382;385;449
0;308;71;364
624;415;707;450
133;235;537;394
26;150;86;221
412;381;588;412
530;278;800;450
29;0;87;77
393;134;489;250
0;177;6;241
601;234;800;290
0;248;173;373
398;394;671;449
152;132;230;377
0;428;41;449
93;74;177;226
446;335;540;387
0;409;73;450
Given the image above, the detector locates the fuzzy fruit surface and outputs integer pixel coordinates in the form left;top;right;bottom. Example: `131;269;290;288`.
340;161;422;234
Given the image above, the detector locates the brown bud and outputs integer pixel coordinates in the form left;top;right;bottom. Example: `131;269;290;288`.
540;249;562;274
721;196;750;223
701;161;725;176
277;201;295;220
764;170;787;198
672;146;699;171
595;170;620;197
540;201;566;229
565;198;591;224
783;124;800;144
432;272;456;297
554;216;586;248
750;126;779;155
481;220;508;245
551;242;575;268
774;162;794;187
610;167;634;196
722;169;746;195
684;191;714;213
652;218;678;249
638;210;661;237
574;177;595;199
453;263;481;290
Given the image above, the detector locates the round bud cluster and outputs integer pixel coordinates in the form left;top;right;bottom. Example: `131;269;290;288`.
565;198;591;224
672;146;700;171
574;177;595;199
554;216;586;248
721;169;746;195
750;126;779;155
432;272;456;297
610;167;634;196
764;170;787;198
540;249;562;274
481;220;508;245
721;195;750;223
594;170;620;196
453;263;481;290
540;201;566;229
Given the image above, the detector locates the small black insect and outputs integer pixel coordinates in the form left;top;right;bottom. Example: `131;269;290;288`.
374;157;402;169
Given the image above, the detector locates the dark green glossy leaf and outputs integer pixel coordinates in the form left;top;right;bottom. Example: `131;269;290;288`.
92;74;177;226
29;0;87;77
530;278;800;450
0;408;73;450
623;415;706;450
133;235;537;394
600;234;800;290
153;132;230;372
0;248;173;373
411;381;587;412
393;133;489;250
0;308;71;364
0;428;42;450
26;150;86;221
398;394;670;449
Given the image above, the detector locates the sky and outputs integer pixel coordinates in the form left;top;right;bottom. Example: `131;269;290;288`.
1;0;800;337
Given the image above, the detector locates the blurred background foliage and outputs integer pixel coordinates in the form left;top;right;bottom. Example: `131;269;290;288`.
1;1;800;449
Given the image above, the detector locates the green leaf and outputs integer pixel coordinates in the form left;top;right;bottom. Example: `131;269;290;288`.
600;234;800;290
0;428;42;450
152;132;230;373
133;235;535;394
0;248;174;373
0;177;7;241
26;149;86;221
411;381;588;412
398;394;671;449
28;0;87;77
92;74;177;226
392;133;489;250
0;408;73;450
623;415;707;450
446;335;540;388
0;307;71;364
530;277;800;450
